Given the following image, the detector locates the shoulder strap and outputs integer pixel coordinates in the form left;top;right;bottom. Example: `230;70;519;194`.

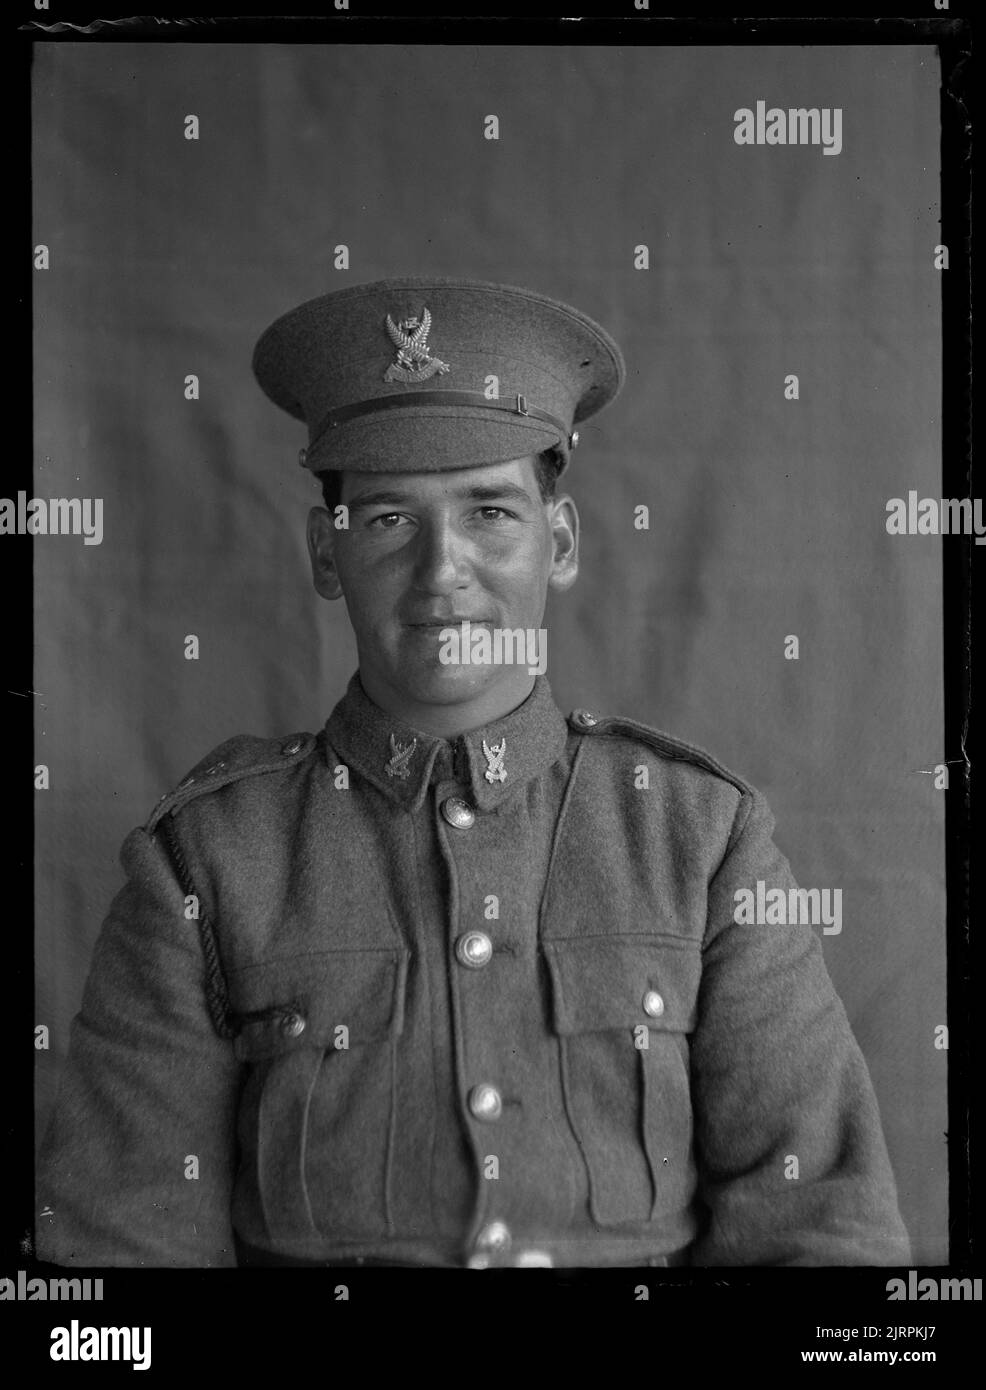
144;730;318;833
566;707;753;796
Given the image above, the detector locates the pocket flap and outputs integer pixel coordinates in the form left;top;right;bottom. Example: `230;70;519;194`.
229;948;408;1061
543;936;701;1034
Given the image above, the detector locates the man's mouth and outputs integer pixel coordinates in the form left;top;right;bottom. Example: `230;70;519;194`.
405;618;494;629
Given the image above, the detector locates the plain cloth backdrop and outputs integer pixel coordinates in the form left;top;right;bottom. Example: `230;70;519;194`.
32;42;945;1263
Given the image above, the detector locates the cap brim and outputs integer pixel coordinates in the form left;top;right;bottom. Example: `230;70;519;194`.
306;405;565;474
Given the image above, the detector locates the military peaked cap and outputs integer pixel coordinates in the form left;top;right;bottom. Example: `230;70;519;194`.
252;277;625;476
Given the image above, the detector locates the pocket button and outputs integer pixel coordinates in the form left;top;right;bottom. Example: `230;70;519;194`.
643;990;665;1018
468;1083;503;1121
456;931;493;968
476;1220;511;1253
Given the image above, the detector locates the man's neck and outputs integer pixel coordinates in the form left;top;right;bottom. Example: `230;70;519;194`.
357;670;537;738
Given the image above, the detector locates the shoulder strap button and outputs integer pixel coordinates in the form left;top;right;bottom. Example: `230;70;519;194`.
281;737;304;756
280;1009;306;1037
571;708;599;729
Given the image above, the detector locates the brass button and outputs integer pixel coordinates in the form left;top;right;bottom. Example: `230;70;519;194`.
571;709;598;729
515;1250;553;1268
441;797;476;830
468;1083;502;1121
476;1220;511;1253
280;1010;306;1038
281;737;304;756
456;931;493;968
643;990;665;1018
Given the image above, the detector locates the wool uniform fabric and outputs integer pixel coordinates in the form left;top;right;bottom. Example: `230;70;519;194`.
36;674;910;1268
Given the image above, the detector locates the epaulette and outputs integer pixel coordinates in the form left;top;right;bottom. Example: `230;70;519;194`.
144;730;318;833
566;707;752;797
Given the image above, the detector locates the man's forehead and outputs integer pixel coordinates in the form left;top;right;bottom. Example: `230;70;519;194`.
342;457;542;503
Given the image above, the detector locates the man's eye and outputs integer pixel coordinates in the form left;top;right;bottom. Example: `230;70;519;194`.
477;507;514;521
368;513;407;529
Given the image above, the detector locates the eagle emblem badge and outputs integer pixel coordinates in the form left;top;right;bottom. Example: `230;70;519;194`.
482;737;507;785
384;732;418;780
383;307;451;383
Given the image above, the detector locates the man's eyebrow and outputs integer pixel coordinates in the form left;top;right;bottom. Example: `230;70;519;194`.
458;482;536;505
346;481;537;513
345;489;414;514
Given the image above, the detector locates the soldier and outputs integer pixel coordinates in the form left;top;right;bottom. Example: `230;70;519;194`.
37;278;910;1268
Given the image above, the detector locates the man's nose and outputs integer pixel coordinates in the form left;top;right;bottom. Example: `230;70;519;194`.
412;518;473;593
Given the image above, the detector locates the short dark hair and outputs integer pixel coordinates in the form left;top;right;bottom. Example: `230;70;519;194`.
314;448;563;512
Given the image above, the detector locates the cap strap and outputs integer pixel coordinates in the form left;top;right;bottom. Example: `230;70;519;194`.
309;390;570;452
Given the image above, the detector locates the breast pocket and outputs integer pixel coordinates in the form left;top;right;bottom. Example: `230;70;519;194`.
230;948;408;1244
543;935;701;1227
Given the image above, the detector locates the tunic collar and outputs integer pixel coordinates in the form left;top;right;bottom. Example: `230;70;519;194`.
323;670;570;812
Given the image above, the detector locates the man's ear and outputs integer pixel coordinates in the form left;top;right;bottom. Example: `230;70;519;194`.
546;494;579;593
307;507;344;600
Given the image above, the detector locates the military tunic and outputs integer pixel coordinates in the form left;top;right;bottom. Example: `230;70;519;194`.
37;673;910;1268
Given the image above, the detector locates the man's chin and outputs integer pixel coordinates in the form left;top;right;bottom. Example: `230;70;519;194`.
383;654;524;708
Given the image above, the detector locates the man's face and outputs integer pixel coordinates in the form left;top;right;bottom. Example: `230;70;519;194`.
307;456;579;714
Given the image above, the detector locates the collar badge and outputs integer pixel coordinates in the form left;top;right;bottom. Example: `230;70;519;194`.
482;737;507;785
385;732;418;780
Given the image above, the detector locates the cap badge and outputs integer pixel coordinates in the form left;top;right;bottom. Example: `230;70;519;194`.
383;307;451;383
384;732;418;780
482;737;507;785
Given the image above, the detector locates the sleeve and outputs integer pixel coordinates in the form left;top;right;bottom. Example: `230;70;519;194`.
687;786;912;1266
36;824;244;1268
